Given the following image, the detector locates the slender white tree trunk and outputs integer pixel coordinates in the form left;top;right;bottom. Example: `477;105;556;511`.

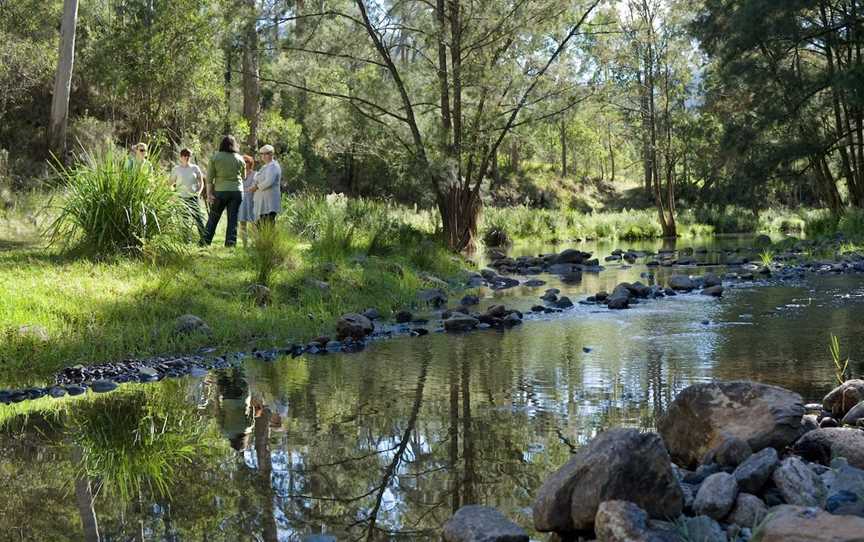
49;0;79;158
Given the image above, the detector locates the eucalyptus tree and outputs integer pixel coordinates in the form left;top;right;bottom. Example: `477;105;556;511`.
49;0;79;158
272;0;600;249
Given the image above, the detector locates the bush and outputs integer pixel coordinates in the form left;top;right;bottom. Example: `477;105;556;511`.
46;147;191;257
247;222;298;286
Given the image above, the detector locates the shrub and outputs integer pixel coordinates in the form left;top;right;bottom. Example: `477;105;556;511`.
247;222;298;286
46;147;191;257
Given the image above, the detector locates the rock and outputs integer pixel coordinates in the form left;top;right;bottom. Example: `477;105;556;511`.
247;284;271;306
692;472;738;520
418;288;448;307
658;381;804;468
335;313;374;340
824;458;864;516
486;305;508;318
442;505;528;542
395;310;413;324
753;505;864;541
556;249;589;264
554;296;574;309
444;315;479;332
703;273;722;288
733;447;779;493
362;308;381;320
305;278;331;293
606;285;631;310
48;386;67;398
709;436;752;468
772;456;826;507
802;414;820;432
820;417;840;428
503;313;522;327
559;271;583;284
701;285;724;297
727;493;767;529
668;275;696;291
65;385;86;396
532;429;682;533
138;366;160;379
90;379;118;393
792;428;864;469
174;314;211;336
460;295;480;306
677;516;726;542
841;400;864;426
594;501;679;542
823;380;864;418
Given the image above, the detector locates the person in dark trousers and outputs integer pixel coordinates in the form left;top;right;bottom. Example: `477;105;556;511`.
203;135;245;247
169;148;206;241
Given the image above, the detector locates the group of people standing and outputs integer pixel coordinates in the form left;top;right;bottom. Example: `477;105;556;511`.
164;135;282;247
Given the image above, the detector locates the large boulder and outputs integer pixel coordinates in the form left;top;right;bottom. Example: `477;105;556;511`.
532;429;682;533
556;249;590;264
792;427;864;469
823;380;864;418
594;501;679;542
753;505;864;542
606;284;631;310
658;381;804;468
442;505;528;542
335;313;373;340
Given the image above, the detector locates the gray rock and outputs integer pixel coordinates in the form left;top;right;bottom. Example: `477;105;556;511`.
703;273;722;288
733;447;779;493
556;249;589;264
793;427;864;469
48;386;67;398
727;493;767;529
658;381;804;469
442;505;528;542
772;456;826;507
678;516;726;542
444;314;480;332
362;307;381;320
594;501;680;542
754;235;772;248
395;310;413;324
701;285;724;297
753;505;864;541
693;472;738;520
305;278;331;293
802;414;820;433
246;284;271;306
668;275;696;291
822;379;864;419
708;436;752;468
532;429;682;533
460;295;480;306
16;325;49;342
174;314;211;335
90;379;118;393
335;313;374;340
418;288;448;307
841;400;864;426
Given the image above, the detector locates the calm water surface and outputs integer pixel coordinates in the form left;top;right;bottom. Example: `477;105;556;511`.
3;237;864;541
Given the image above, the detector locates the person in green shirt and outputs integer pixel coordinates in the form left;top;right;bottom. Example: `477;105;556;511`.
125;142;153;174
202;135;245;247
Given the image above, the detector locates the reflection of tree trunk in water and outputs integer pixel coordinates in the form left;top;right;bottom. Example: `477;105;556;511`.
448;356;460;514
461;359;475;504
254;402;279;542
72;446;101;542
365;359;430;540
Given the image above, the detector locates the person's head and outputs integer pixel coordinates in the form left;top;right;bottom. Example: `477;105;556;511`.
179;148;192;166
258;144;275;164
218;135;239;154
242;154;254;173
134;142;148;160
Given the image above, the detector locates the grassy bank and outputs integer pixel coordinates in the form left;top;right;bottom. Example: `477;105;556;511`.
0;194;465;386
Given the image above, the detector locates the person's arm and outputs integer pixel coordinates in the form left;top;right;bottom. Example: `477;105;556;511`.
194;166;205;196
168;167;178;189
255;164;277;190
206;158;216;202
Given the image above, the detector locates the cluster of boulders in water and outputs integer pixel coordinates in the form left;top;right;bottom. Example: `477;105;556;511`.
442;379;864;542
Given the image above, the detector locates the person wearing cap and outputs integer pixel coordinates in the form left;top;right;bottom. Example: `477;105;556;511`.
247;144;282;225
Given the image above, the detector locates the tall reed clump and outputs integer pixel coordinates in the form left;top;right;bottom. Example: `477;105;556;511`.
829;334;850;385
46;147;191;257
247;222;298;286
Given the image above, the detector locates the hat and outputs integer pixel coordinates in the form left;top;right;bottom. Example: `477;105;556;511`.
258;144;275;154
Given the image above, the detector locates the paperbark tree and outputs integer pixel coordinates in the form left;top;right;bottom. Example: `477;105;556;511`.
48;0;79;158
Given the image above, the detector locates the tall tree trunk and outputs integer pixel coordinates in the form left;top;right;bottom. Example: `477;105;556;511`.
253;401;278;542
49;0;79;159
72;446;101;542
242;0;260;151
560;119;568;177
607;122;616;182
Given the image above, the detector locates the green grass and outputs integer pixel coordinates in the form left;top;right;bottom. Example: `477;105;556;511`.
0;194;467;387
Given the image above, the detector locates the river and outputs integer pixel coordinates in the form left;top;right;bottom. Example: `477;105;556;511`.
2;237;864;540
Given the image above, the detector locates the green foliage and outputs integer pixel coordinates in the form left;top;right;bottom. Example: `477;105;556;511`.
759;249;775;267
46;147;191;257
829;334;850;385
246;221;298;286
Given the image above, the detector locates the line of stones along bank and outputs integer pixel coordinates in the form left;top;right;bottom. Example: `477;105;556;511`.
5;242;864;404
442;379;864;542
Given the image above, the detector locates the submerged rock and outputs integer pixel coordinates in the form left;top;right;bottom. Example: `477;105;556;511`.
658;381;804;468
442;505;528;542
532;428;682;533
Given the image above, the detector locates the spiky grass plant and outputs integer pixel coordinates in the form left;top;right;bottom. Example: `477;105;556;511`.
247;221;298;287
829;334;850;385
46;146;191;258
759;249;775;267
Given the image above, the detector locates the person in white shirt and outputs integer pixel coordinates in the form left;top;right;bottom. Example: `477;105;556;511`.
247;144;282;225
168;148;206;239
